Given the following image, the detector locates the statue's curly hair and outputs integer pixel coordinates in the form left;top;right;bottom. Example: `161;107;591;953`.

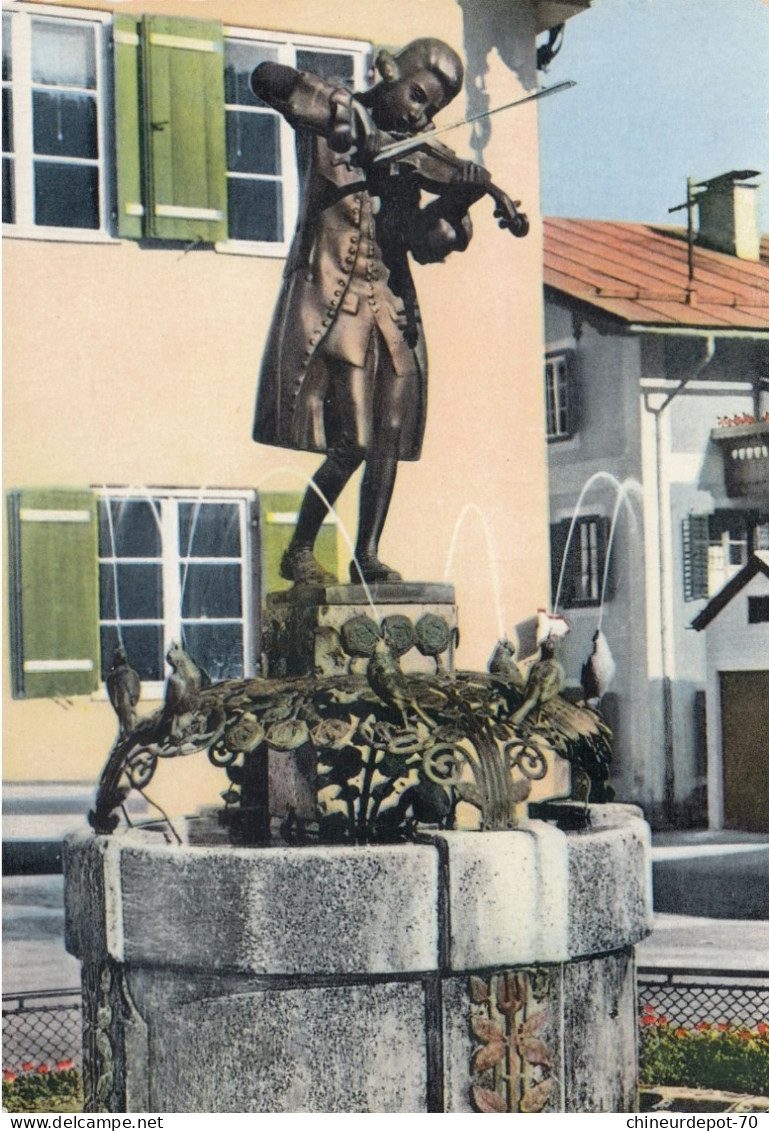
382;38;464;101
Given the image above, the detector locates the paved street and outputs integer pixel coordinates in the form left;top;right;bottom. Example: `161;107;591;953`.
637;913;769;971
3;874;80;995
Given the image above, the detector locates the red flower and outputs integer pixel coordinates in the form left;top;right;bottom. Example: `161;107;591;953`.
676;1028;687;1037
37;1064;49;1074
757;1022;767;1036
640;1014;656;1025
55;1059;73;1071
716;1023;729;1031
695;1021;710;1030
21;1062;34;1071
3;1070;16;1082
739;1030;753;1040
656;1016;669;1026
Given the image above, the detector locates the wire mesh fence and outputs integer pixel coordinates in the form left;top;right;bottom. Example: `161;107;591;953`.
2;989;82;1071
638;967;769;1030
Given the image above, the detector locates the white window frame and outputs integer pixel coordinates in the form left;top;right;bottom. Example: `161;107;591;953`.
216;26;370;259
577;516;601;604
97;487;258;698
545;349;573;441
2;1;115;243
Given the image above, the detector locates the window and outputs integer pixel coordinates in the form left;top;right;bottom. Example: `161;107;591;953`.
221;32;364;252
748;596;769;624
550;515;610;609
7;487;260;698
544;351;577;441
2;4;110;236
4;3;368;249
98;490;259;690
682;511;769;601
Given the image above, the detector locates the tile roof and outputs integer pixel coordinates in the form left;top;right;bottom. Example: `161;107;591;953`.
543;217;769;331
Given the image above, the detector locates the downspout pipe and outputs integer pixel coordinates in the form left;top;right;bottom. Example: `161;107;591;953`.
641;333;716;824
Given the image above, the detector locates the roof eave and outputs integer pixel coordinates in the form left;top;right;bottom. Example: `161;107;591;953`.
544;288;769;338
691;555;769;631
534;0;593;33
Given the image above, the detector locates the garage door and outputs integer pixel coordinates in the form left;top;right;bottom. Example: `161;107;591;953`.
720;670;769;832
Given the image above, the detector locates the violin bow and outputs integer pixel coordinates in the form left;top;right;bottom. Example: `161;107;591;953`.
372;79;576;166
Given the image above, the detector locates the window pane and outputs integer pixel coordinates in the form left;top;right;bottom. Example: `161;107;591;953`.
34;160;98;228
180;563;242;619
100;563;163;620
296;49;354;87
179;502;241;558
181;622;243;681
3;13;12;82
227;176;282;242
100;624;164;682
99;499;162;558
31;20;95;89
33;90;97;159
3;87;12;152
225;41;278;108
226;109;280;175
2;155;13;223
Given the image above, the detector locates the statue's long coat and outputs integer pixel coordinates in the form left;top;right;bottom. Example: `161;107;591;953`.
252;69;473;461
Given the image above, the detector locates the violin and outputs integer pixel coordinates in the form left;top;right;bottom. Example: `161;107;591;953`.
373;132;530;239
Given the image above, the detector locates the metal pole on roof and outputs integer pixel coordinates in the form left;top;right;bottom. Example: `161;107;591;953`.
668;176;697;304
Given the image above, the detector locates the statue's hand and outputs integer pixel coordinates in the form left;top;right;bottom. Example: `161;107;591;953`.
449;159;492;204
350;101;383;164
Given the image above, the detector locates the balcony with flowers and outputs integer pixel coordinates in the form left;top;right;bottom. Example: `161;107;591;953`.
711;413;769;500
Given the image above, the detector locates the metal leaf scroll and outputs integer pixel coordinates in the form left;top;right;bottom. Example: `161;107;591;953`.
90;644;612;843
468;970;556;1114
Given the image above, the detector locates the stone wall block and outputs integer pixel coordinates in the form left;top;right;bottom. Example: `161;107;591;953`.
566;805;653;958
562;949;639;1112
76;833;441;977
147;981;429;1113
443;824;569;969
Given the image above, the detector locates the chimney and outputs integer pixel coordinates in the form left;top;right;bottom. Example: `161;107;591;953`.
695;170;761;261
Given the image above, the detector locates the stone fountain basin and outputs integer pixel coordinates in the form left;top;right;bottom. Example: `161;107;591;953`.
65;803;650;976
63;803;652;1113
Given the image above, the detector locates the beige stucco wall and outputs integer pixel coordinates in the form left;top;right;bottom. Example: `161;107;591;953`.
3;0;550;815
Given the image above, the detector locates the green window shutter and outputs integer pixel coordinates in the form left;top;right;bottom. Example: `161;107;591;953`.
141;15;227;242
7;489;100;698
113;14;144;239
682;514;710;602
259;492;338;595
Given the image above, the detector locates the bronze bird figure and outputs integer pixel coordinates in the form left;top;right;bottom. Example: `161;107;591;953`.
366;629;434;729
511;637;564;726
106;643;141;737
163;640;204;717
487;636;526;691
581;628;616;709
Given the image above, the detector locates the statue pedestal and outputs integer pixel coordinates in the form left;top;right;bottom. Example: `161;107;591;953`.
263;582;458;677
64;803;652;1113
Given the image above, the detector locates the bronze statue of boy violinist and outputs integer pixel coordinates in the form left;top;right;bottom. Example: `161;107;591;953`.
251;38;490;586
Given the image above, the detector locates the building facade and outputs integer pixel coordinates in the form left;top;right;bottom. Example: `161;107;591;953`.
3;0;586;815
543;174;769;828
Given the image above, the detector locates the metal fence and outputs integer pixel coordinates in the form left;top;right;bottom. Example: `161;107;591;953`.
2;988;82;1071
638;967;769;1030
